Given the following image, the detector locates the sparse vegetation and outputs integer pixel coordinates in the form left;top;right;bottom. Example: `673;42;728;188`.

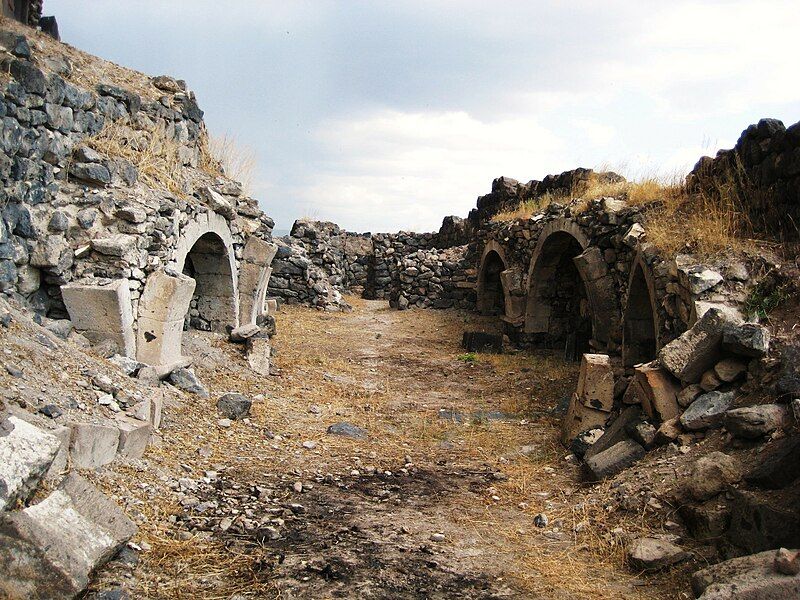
199;132;257;193
457;352;477;362
744;275;790;320
86;120;187;195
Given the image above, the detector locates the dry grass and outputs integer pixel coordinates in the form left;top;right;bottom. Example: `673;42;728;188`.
85;120;187;195
199;132;257;193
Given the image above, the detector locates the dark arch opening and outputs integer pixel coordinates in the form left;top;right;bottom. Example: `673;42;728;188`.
623;263;657;367
526;232;592;359
182;232;235;333
478;250;506;316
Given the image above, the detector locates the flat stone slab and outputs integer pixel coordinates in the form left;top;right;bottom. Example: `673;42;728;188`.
0;473;136;599
326;422;367;439
0;416;61;513
628;537;690;572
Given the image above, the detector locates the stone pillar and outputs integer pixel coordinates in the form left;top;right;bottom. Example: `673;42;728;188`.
61;279;136;358
136;269;196;367
237;237;277;326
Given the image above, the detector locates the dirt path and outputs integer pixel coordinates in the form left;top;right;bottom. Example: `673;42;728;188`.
91;299;684;599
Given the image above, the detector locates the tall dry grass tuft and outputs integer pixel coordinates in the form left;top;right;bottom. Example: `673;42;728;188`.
201;133;257;193
85;120;186;195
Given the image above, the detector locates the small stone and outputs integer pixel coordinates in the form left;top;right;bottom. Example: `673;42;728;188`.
685;451;742;502
293;481;303;493
326;422;367;439
302;440;317;450
677;384;703;408
430;533;446;543
309;405;321;414
38;404;63;419
700;369;722;392
534;513;548;528
774;548;800;575
217;419;232;428
169;368;209;398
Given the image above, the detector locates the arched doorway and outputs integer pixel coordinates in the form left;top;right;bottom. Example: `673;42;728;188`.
525;221;593;359
182;232;236;333
477;250;507;316
622;258;658;367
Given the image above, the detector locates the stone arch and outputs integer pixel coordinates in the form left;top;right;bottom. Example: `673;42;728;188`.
173;212;239;333
622;253;660;367
524;219;620;356
476;241;508;316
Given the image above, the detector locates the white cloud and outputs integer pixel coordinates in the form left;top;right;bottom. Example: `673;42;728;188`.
287;110;567;232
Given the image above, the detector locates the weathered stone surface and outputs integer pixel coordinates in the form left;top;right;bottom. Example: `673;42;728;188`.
169;368;209;397
0;473;136;599
197;186;236;220
576;353;614;412
627;420;657;449
678;384;704;408
69;422;120;469
246;336;271;376
680;390;737;431
627;537;689;572
725;488;800;556
633;362;681;423
0;416;60;513
774;548;800;576
691;549;800;599
686;451;742;502
216;393;251;420
584;405;642;460
62;279;136;358
136;270;195;367
700;369;722;392
714;358;747;383
725;405;791;439
744;436;800;489
230;324;260;342
585;439;645;480
654;416;683;446
658;307;742;383
722;323;770;358
115;417;151;461
561;392;608;446
327;422;367;439
570;427;604;458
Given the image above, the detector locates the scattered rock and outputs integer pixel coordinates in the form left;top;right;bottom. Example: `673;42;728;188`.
722;323;770;358
38;404;62;419
774;548;800;576
326;422;367;439
686;451;742;502
216;393;251;420
168;368;209;398
680;390;737;431
430;533;446;543
713;358;747;383
678;384;704;408
627;537;689;572
585;439;646;481
534;513;548;528
724;404;791;439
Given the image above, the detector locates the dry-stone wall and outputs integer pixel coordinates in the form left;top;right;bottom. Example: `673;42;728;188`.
688;117;800;241
0;24;278;370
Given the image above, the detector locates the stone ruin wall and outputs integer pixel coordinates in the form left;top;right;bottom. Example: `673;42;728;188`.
688;117;800;241
0;24;278;369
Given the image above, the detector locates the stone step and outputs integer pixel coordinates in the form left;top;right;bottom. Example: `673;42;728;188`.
0;416;61;514
0;472;137;599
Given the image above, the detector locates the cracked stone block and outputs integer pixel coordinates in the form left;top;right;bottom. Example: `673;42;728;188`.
115;417;151;461
0;416;61;514
585;439;646;480
61;279;136;358
632;362;681;423
561;392;608;445
576;353;614;413
0;473;136;599
246;336;271;377
658;307;742;383
68;422;120;469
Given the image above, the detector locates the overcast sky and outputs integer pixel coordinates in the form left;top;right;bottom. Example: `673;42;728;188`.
48;1;800;233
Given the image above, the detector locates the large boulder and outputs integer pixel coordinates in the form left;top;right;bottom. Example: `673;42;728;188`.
691;549;800;599
0;473;137;599
0;416;61;513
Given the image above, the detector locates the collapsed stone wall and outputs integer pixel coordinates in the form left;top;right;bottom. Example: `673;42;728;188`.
688;117;800;241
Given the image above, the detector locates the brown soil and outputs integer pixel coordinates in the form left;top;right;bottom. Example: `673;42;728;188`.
86;299;698;599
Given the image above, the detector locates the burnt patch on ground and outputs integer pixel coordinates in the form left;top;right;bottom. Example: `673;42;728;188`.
178;467;511;598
